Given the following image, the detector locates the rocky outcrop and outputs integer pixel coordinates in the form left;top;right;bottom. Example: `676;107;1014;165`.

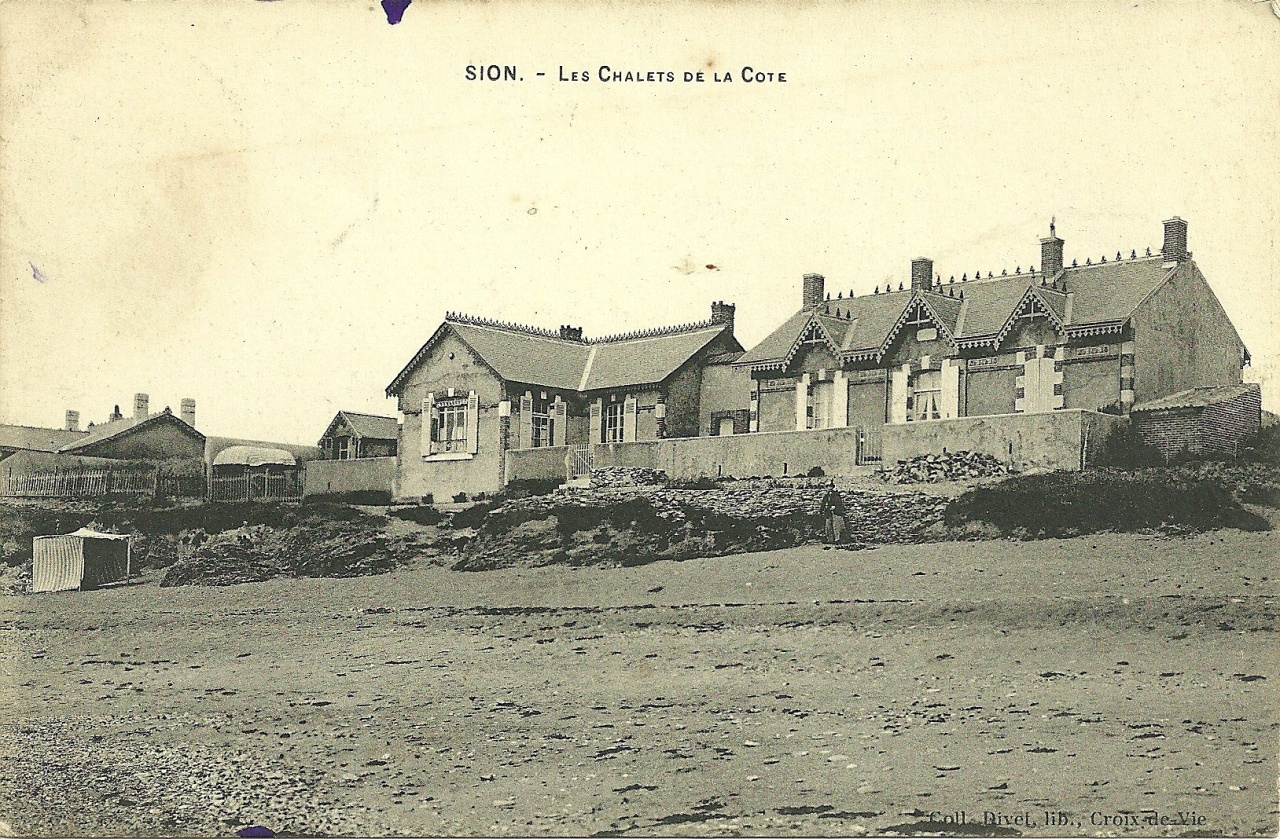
458;479;841;571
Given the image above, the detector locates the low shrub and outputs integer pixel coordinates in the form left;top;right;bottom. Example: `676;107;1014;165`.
388;505;445;526
667;476;720;490
1095;423;1165;470
1240;424;1280;465
946;470;1269;537
504;478;561;499
304;490;392;506
450;499;500;530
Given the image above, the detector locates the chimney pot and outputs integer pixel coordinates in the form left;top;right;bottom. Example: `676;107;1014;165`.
1040;220;1065;277
910;258;933;291
1162;216;1188;262
559;324;583;341
65;410;80;432
133;392;149;420
180;398;196;427
802;273;825;309
710;301;736;333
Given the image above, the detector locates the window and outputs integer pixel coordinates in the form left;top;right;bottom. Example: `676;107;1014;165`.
911;370;942;422
531;397;554;448
602;402;625;443
335;437;350;460
433;398;469;453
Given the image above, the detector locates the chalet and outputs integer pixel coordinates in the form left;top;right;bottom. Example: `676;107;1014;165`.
385;302;744;501
735;218;1249;433
59;394;205;465
318;411;399;460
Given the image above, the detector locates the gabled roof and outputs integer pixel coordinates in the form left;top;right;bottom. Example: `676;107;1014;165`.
387;313;741;396
60;410;205;454
738;255;1178;369
1131;383;1260;413
323;411;399;441
0;424;88;453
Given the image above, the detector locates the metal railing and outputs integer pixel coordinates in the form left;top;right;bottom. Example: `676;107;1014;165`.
209;472;302;503
566;444;593;482
855;427;883;466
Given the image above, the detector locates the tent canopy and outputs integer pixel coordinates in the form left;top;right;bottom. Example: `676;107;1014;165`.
212;445;296;468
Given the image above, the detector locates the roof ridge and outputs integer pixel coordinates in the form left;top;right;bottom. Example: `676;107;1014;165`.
589;319;718;344
446;312;583;342
0;422;87;434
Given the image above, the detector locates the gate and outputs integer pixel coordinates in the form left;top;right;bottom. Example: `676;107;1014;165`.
566;444;594;483
855;427;882;466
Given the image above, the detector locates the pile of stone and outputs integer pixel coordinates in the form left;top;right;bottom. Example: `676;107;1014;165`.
880;450;1009;484
588;466;670;488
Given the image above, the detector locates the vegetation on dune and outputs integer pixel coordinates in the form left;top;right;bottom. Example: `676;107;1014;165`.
946;470;1270;538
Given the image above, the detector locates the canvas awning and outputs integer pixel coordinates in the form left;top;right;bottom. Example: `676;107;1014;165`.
212;445;296;467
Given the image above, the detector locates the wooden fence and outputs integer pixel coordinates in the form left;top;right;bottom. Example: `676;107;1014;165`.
1;467;205;499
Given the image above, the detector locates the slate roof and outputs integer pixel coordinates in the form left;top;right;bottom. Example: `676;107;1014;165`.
738;256;1176;368
328;411;399;440
1131;383;1260;413
387;314;740;396
60;410;204;453
0;424;88;453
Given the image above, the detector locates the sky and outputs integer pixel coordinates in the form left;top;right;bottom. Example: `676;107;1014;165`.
2;0;1277;444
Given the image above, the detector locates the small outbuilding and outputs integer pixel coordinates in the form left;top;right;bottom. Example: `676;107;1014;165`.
32;528;131;593
1131;383;1262;460
209;445;301;501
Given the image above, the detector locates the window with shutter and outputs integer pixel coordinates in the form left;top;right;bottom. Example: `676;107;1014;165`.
623;396;638;442
466;391;479;454
889;367;909;424
589;400;602;444
551;401;568;447
420;394;435;457
519;393;533;448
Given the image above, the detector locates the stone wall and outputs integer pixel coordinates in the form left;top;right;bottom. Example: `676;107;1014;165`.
303;457;397;497
504;445;570;484
880;410;1126;472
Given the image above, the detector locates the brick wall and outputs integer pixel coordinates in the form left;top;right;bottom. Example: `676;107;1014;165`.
1135;385;1262;458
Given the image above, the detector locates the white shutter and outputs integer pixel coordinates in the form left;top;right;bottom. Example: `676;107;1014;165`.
941;359;960;419
518;393;533;448
623;395;638;442
589;399;602;444
420;393;435;457
889;366;909;424
466;391;479;454
795;374;809;431
832;371;848;428
552;400;568;447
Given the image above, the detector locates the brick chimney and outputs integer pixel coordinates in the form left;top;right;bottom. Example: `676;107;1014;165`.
1041;218;1064;278
559;325;583;341
710;301;736;333
1162;216;1188;262
133;392;149;420
180;398;196;427
911;258;934;291
802;273;825;309
109;404;123;422
65;410;80;432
